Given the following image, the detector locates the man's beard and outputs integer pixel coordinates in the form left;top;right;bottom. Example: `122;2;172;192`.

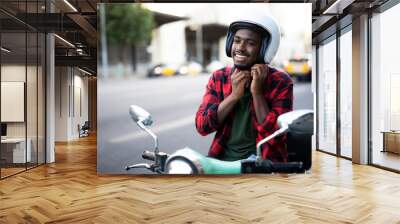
233;49;257;71
233;57;259;71
234;62;254;71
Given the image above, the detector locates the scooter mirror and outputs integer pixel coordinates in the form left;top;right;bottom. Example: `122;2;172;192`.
287;111;314;135
129;105;159;154
277;109;313;130
129;105;153;126
256;110;314;165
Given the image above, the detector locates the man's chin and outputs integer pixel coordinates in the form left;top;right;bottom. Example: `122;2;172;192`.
234;63;252;71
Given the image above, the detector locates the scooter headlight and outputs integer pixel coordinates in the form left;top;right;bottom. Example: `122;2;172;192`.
166;157;196;174
165;148;204;174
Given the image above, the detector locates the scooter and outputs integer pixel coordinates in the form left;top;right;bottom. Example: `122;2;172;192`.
125;105;313;174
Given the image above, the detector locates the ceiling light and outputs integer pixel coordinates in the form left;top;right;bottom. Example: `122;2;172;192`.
54;34;75;48
63;0;78;12
1;47;11;53
323;0;355;15
78;67;93;76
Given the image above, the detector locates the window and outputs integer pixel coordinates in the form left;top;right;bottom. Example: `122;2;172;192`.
371;3;400;171
339;28;352;158
317;36;337;154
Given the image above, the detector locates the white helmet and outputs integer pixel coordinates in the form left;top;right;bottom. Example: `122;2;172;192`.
225;13;281;64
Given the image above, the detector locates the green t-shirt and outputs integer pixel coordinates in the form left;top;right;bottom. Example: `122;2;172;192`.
222;91;256;161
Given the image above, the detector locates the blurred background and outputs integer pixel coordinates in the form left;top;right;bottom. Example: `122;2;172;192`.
100;3;312;80
97;3;313;174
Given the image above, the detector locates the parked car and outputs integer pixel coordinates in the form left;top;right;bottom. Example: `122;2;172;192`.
178;61;203;76
147;64;179;78
206;60;225;73
283;58;311;82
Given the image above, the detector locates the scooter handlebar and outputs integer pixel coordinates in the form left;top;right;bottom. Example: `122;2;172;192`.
142;150;155;161
268;161;304;173
143;148;305;174
241;159;304;173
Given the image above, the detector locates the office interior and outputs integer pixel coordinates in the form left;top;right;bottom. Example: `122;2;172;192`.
313;0;400;172
0;0;97;179
0;1;400;223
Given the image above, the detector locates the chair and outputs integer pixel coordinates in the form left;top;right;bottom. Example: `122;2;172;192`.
78;121;90;138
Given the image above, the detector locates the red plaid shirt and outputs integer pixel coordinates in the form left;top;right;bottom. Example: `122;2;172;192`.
195;65;293;162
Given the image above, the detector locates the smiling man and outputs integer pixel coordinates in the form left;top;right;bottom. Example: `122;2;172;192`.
195;14;293;162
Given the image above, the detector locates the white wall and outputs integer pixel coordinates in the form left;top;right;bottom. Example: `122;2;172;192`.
1;65;29;138
1;65;26;81
55;67;89;141
55;67;69;141
1;66;25;127
150;21;186;66
72;74;89;138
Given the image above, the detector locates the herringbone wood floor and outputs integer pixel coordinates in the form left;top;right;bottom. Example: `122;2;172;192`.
1;134;400;223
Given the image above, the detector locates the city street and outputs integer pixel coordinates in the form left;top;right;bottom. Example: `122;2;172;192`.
98;74;313;174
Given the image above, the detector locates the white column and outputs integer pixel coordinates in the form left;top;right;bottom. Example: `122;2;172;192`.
312;45;317;150
196;25;203;66
352;14;369;164
46;32;55;163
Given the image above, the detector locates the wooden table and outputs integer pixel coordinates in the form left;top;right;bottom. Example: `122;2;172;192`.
1;138;31;164
381;131;400;154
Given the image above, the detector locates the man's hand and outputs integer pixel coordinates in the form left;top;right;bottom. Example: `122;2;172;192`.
250;64;268;95
216;69;250;124
250;64;270;123
231;69;251;100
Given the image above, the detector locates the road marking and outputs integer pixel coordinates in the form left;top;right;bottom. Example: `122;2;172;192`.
109;115;195;144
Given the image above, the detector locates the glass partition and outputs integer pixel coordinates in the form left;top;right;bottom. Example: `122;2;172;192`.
1;30;28;177
0;1;46;179
317;36;337;155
